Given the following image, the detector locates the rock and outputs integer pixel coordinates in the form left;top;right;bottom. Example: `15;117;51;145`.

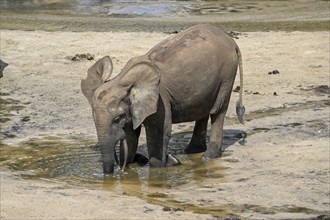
226;31;241;39
163;30;180;35
162;206;183;212
233;86;241;92
162;207;171;212
268;69;280;75
67;53;95;61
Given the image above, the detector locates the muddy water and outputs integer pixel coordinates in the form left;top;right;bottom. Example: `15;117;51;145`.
0;133;242;217
0;133;232;185
0;134;235;217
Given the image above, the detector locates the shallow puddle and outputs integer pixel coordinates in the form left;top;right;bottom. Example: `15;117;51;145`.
0;134;235;217
0;133;239;186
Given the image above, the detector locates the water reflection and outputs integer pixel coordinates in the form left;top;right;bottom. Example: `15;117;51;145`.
102;153;225;190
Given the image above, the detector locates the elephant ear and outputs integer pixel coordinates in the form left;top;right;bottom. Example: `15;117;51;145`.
122;57;160;129
81;56;113;105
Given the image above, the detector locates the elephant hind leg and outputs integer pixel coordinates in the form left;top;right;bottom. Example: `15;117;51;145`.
203;79;235;159
184;116;208;154
202;110;226;159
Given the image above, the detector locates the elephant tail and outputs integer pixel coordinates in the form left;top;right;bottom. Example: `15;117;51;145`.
235;46;245;124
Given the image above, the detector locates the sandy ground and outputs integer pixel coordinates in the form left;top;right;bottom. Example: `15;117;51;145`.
0;30;329;219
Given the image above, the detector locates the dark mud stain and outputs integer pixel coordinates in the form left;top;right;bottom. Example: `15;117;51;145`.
226;99;330;125
0;97;25;123
280;122;303;128
303;85;330;96
0;94;31;138
246;100;330;121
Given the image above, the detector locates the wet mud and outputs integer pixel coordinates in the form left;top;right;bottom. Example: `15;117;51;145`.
1;95;329;218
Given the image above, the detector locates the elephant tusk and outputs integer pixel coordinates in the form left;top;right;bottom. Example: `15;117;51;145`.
120;139;128;172
114;148;119;165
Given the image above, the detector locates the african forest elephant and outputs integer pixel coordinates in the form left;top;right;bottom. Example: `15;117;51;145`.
0;59;8;78
81;24;245;174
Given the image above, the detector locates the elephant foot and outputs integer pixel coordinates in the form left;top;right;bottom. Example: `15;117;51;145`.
149;154;181;168
184;143;207;154
134;153;149;165
166;154;181;167
202;142;222;159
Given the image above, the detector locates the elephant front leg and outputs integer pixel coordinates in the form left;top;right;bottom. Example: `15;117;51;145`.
120;122;141;166
144;122;167;168
185;116;209;154
144;97;178;167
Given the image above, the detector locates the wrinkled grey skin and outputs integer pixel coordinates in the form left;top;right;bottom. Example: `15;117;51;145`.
81;24;245;174
0;59;9;78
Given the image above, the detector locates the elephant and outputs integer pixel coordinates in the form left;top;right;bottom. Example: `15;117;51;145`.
81;24;245;174
0;59;8;78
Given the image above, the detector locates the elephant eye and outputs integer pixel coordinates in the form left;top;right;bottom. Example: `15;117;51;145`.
113;114;125;123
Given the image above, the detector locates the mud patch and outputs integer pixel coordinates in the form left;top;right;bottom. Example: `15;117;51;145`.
312;85;330;95
0;94;31;138
0;96;25;123
65;53;94;61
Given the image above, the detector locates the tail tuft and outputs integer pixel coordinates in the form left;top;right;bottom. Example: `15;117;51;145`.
236;100;245;124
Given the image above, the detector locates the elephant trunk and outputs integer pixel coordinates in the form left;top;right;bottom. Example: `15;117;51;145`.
95;118;128;174
99;140;116;174
98;135;128;174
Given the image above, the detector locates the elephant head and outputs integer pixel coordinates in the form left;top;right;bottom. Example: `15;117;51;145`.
81;56;160;173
